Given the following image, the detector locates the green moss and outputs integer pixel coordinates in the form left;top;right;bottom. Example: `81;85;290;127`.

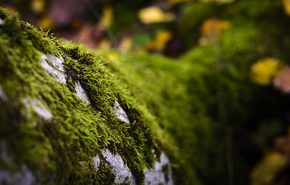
0;8;251;185
0;8;172;185
1;3;289;185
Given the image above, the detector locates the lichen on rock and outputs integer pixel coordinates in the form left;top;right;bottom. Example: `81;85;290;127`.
74;80;90;104
40;53;66;84
102;149;136;185
0;18;4;25
144;152;173;185
0;165;36;185
114;100;130;124
22;98;53;121
92;154;101;172
0;86;7;101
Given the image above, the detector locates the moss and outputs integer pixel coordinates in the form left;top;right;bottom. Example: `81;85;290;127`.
1;3;289;185
0;8;254;185
0;7;174;185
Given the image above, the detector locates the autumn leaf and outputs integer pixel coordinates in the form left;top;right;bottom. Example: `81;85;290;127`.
119;36;132;52
72;24;104;49
199;18;231;44
147;30;172;52
98;6;113;30
31;0;46;14
138;6;176;24
283;0;290;15
251;152;288;185
250;58;282;85
38;15;53;30
201;18;231;37
273;67;290;94
98;39;111;49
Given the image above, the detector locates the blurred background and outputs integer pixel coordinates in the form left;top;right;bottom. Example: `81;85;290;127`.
0;0;239;57
1;0;290;185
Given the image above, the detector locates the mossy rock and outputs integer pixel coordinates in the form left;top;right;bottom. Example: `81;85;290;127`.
0;8;180;185
1;6;226;185
1;4;288;185
0;6;259;185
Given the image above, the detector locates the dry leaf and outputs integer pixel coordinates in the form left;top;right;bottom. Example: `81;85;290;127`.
138;6;176;24
119;36;132;52
283;0;290;15
199;18;231;44
98;39;111;49
72;24;104;49
273;67;290;94
98;6;113;30
250;58;281;86
31;0;46;14
251;152;288;185
38;16;53;30
201;18;231;37
147;30;172;52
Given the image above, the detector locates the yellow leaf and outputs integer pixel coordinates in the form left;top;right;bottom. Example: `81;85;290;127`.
98;39;111;49
99;6;113;30
251;152;288;185
250;58;282;85
201;18;231;37
147;30;172;51
31;0;46;13
38;16;53;30
283;0;290;15
138;6;176;24
199;18;231;44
